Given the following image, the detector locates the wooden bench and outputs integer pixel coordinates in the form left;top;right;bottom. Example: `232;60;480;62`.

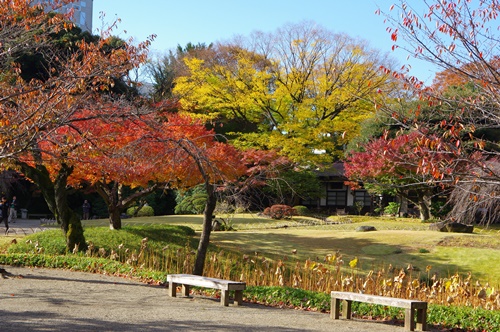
331;291;428;331
167;274;246;306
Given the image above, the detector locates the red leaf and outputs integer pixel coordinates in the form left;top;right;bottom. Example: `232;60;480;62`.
391;31;398;41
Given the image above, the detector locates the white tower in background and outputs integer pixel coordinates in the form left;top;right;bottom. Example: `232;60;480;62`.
69;0;93;33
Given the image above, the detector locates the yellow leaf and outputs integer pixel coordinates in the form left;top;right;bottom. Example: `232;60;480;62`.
445;280;452;290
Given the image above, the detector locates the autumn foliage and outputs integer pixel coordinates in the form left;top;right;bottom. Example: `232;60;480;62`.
345;131;450;185
1;1;247;249
377;1;500;192
345;131;455;220
263;205;297;220
173;22;396;164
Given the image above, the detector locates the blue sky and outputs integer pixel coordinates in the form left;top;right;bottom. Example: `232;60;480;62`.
92;0;436;83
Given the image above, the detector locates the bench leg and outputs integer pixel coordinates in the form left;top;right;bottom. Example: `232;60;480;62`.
331;298;341;319
342;300;352;319
405;307;416;331
234;290;243;306
416;306;427;331
168;281;177;297
181;284;190;297
221;290;229;306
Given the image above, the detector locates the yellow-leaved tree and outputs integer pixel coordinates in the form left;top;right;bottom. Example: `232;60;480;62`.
173;22;397;164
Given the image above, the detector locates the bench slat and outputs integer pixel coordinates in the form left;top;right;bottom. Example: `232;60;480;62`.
331;291;427;309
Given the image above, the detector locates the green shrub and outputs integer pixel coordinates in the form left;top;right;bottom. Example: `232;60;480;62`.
215;201;248;215
213;218;235;231
353;201;364;215
245;286;330;310
293;205;309;216
384;202;400;216
234;206;247;214
427;304;500;331
126;205;154;217
430;200;452;219
175;192;207;214
174;186;207;214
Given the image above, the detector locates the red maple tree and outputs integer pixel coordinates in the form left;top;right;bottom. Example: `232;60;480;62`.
2;0;153;250
345;131;451;220
375;1;500;223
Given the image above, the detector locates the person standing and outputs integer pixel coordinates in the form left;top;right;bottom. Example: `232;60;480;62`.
9;195;17;223
1;196;9;234
82;200;91;220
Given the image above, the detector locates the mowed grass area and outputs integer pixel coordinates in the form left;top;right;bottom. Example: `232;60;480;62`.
66;214;500;285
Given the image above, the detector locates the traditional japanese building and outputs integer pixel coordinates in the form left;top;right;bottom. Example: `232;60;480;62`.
302;163;373;215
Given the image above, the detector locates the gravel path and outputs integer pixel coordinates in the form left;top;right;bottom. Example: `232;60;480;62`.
0;266;425;332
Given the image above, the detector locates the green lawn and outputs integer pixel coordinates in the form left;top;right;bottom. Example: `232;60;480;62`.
74;214;500;285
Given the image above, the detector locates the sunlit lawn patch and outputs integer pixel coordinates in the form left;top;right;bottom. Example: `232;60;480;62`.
209;220;500;285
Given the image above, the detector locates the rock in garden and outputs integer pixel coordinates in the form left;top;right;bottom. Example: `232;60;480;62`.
430;221;474;233
428;221;447;231
356;225;377;232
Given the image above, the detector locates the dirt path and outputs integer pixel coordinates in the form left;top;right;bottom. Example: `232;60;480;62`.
0;266;426;332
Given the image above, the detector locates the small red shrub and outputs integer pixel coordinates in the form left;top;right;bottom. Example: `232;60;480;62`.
263;205;297;219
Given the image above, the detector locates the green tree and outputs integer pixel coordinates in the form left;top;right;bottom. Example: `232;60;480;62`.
174;185;208;214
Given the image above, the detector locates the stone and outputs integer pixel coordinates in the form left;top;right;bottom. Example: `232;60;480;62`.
428;221;447;231
430;221;474;233
356;225;377;232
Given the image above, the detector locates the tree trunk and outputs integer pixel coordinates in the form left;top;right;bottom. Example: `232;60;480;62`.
193;183;217;276
417;191;432;221
54;163;87;251
94;181;158;230
94;181;124;230
418;200;431;221
18;161;86;251
108;205;122;230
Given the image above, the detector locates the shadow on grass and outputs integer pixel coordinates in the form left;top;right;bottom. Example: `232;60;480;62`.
210;230;495;283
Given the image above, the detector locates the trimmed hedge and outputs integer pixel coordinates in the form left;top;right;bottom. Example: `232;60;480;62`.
126;205;154;217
